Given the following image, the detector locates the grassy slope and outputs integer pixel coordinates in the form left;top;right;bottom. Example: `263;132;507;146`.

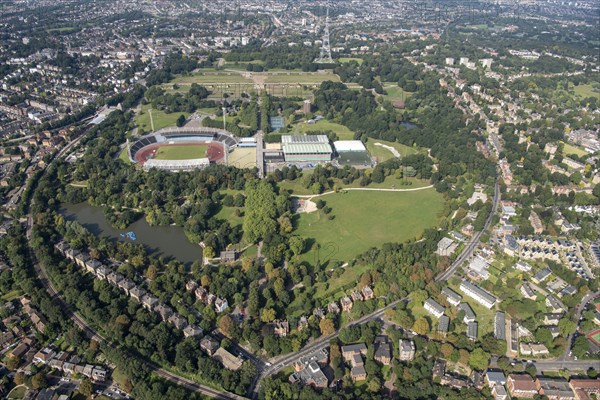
135;104;190;132
365;138;420;162
292;120;355;140
295;189;444;263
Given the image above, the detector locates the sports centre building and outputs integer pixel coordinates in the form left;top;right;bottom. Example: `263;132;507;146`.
128;127;238;172
281;135;333;162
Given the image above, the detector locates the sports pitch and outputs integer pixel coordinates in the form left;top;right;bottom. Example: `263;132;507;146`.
153;144;208;160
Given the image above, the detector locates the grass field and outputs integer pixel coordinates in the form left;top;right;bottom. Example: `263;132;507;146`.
1;289;22;301
295;189;444;263
382;83;414;104
154;145;207;160
366;138;420;162
562;142;589;157
573;84;600;99
215;206;243;228
263;71;340;84
338;57;364;65
278;172;431;195
119;147;132;164
292;119;355;140
172;71;252;85
227;147;256;169
135;105;190;132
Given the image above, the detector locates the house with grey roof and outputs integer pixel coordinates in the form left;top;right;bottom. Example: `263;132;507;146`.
141;294;158;310
438;315;450;336
168;313;188;330
155;303;173;321
495;312;506;340
459;302;476;323
442;287;462;307
460;280;497;309
467;321;478;340
129;286;146;302
424;298;445;318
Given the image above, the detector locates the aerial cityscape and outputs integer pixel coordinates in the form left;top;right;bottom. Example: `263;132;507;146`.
0;0;599;399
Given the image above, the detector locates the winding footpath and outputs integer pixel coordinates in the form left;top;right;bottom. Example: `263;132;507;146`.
293;184;435;199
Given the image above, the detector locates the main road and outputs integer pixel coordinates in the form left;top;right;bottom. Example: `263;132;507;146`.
435;178;500;282
24;125;247;400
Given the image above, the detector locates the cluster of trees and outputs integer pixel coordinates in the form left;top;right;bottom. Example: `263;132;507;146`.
146;51;199;86
144;83;215;114
224;41;321;71
313;81;495;185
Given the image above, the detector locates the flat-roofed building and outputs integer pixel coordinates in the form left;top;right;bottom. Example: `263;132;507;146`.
213;347;243;371
281;135;332;162
495;312;506;340
460;280;497;309
424;298;445;318
459;302;476;323
442;287;462;306
467;321;478;340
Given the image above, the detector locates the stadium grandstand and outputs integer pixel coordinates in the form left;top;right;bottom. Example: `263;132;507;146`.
128;127;238;171
281;135;332;162
143;158;210;171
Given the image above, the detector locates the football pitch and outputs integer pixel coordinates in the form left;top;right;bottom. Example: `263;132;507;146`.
153;145;208;160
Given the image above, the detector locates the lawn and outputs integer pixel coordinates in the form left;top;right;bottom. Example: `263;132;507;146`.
153;145;207;160
382;83;414;103
264;72;340;84
365;138;420;162
295;189;444;262
338;57;364;65
573;84;600;99
118;147;132;164
1;289;22;301
135;105;190;132
215;206;243;228
278;172;431;195
293;119;355;140
561;142;589;157
172;71;251;85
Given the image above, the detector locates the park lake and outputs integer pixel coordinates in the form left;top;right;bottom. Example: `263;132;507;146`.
60;203;202;266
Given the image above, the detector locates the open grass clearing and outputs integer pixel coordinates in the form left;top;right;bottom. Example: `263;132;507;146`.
118;147;132;164
292;119;355;140
135;105;190;132
365;138;420;162
1;289;22;301
573;84;600;99
295;188;444;263
562;142;589;157
278;172;431;195
338;57;364;65
215;206;243;228
264;72;340;84
153;144;208;160
172;71;252;85
381;83;414;103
